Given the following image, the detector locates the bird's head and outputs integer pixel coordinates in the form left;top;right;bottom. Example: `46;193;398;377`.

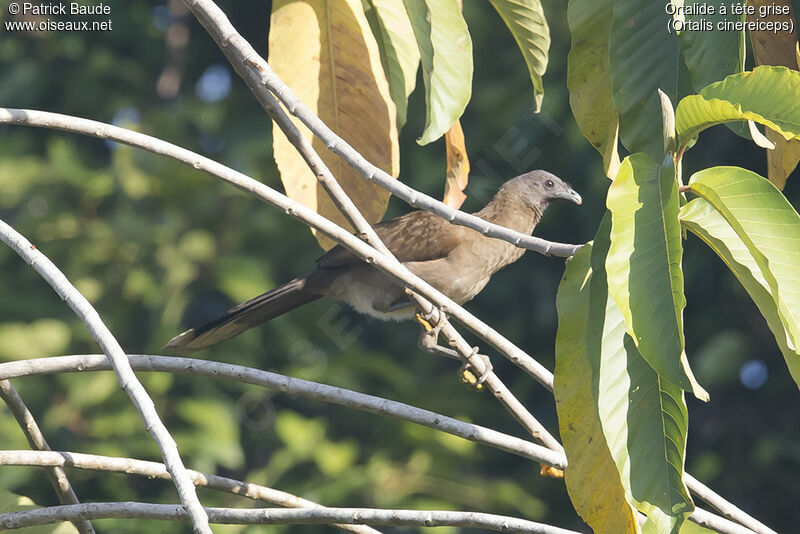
499;170;582;212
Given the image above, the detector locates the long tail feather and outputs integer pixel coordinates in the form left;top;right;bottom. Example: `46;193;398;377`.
165;278;320;353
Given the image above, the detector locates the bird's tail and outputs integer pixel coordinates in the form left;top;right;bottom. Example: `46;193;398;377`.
165;277;321;353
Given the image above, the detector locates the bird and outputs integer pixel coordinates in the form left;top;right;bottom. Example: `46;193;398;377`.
166;170;582;353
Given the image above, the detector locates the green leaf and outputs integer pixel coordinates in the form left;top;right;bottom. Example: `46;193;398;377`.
686;167;800;386
675;0;751;148
676;66;800;150
489;0;550;112
610;0;679;160
556;215;694;533
681;198;800;386
591;229;693;534
606;154;709;401
555;227;640;534
403;0;473;145
365;0;421;128
566;0;620;178
677;0;745;92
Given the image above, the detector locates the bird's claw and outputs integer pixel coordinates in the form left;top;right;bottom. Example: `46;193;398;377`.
413;307;445;334
459;347;493;390
413;312;435;333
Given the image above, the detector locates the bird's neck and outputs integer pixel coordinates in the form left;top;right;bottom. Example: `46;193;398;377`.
474;194;543;235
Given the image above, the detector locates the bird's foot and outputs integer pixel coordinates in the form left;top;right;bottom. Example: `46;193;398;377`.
417;326;460;360
415;308;451;355
459;347;493;391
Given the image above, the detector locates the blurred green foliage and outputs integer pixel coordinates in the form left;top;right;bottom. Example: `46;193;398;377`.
0;1;798;533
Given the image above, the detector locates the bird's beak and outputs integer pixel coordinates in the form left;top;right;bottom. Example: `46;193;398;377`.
555;186;582;205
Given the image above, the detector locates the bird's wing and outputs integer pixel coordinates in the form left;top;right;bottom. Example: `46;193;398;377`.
316;210;465;268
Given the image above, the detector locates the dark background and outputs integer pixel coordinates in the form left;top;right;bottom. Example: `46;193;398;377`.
0;1;798;532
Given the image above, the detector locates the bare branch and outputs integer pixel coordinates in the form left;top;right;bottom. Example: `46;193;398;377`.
0;381;95;534
0;219;211;534
0;502;582;533
691;508;765;534
182;0;582;259
0;355;565;469
686;475;778;534
0;450;380;534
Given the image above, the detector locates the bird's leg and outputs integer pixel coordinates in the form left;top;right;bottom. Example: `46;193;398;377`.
414;308;460;360
413;308;493;390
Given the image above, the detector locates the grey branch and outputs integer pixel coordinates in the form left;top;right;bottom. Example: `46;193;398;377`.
0;381;95;534
181;0;582;258
0;450;379;534
691;508;766;534
0;502;581;533
0;355;565;469
686;475;777;534
0;219;212;534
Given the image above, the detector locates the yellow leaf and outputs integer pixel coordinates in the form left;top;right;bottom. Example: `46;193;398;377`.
269;0;400;249
443;119;469;209
766;130;800;190
747;0;800;190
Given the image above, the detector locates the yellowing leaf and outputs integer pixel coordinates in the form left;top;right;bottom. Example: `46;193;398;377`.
766;131;800;190
443;119;469;208
269;0;400;249
747;0;800;189
566;0;620;179
555;238;641;534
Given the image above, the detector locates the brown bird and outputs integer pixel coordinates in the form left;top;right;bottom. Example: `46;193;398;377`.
166;170;581;353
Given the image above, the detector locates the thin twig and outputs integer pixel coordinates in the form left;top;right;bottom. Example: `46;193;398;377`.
181;0;582;260
0;219;212;534
0;450;380;534
0;381;95;534
0;355;565;468
686;475;777;534
0;502;582;533
691;507;763;534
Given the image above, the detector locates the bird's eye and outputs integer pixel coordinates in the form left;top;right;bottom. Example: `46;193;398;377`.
545;179;554;188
